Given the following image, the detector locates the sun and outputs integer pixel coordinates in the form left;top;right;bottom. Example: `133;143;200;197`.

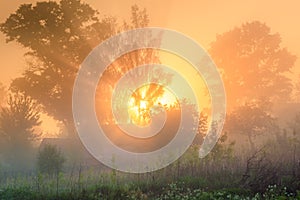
128;83;177;126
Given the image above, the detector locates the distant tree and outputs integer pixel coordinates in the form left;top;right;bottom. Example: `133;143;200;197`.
225;99;277;151
193;112;208;145
124;4;149;29
296;74;300;101
0;82;5;106
289;112;300;136
37;144;65;176
210;21;296;108
0;92;41;168
205;132;235;163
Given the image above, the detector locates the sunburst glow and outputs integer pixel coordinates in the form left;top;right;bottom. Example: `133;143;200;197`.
128;84;177;126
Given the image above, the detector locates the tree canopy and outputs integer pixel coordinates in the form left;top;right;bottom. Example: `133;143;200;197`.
0;92;41;168
0;93;41;146
0;0;111;131
0;82;5;106
0;1;158;137
210;21;296;108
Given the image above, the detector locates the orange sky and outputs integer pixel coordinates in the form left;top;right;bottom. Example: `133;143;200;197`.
0;0;300;135
0;0;300;85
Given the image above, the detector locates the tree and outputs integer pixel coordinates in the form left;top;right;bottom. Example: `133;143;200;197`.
193;112;208;145
37;144;65;175
296;74;300;101
209;21;296;108
0;0;111;137
0;82;5;106
289;112;300;136
225;99;277;151
0;1;158;137
0;1;167;132
0;92;41;168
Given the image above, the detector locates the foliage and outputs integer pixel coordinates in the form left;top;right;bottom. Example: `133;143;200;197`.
225;99;277;150
210;21;296;107
0;82;5;106
289;112;300;135
37;144;65;175
296;74;300;101
205;133;235;162
0;180;299;200
0;1;168;136
0;92;41;169
0;93;41;142
0;134;299;199
0;2;299;199
193;112;208;145
0;0;115;134
129;5;149;28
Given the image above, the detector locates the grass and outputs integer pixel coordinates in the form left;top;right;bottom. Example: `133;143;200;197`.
0;136;299;199
0;178;299;200
0;164;299;200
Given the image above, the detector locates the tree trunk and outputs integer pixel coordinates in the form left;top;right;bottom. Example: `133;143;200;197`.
247;133;255;152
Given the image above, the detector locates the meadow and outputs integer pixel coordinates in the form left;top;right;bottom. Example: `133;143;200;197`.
0;134;299;200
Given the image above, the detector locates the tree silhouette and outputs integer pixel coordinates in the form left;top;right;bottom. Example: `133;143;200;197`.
0;1;159;137
296;74;300;101
225;99;277;151
210;21;296;108
129;83;165;125
289;112;300;136
37;144;65;176
0;0;112;137
193;112;208;145
0;92;41;168
0;82;5;106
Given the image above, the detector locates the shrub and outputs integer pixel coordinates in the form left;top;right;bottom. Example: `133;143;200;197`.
37;144;65;176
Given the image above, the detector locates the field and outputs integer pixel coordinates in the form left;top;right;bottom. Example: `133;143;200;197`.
1;138;299;200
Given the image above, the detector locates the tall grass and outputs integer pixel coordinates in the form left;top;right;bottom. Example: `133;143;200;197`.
0;133;299;199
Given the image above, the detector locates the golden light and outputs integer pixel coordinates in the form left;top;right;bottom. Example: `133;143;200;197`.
139;100;148;110
128;83;177;127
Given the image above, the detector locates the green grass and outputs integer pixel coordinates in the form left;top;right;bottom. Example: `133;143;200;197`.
0;183;299;200
0;173;299;200
1;137;299;199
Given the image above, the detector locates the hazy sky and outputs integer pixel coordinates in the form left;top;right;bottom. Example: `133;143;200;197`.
0;0;299;136
1;0;300;86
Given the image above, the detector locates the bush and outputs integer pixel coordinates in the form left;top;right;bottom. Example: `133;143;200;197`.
37;144;65;176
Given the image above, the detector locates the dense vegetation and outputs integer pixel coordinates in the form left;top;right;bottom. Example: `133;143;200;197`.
0;134;299;199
